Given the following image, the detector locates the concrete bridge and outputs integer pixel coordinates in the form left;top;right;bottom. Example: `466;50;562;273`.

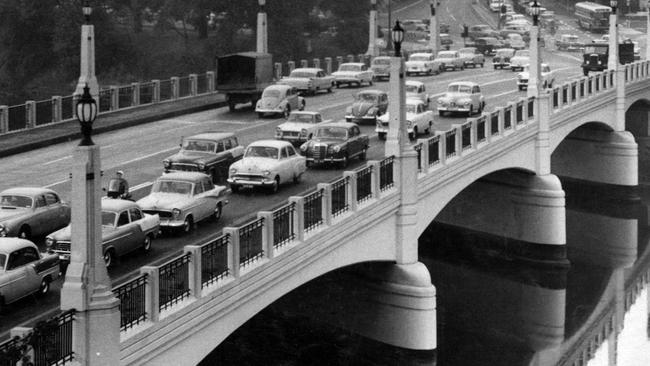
103;60;650;365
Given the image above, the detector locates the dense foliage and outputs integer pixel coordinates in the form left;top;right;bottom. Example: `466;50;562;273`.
0;0;377;105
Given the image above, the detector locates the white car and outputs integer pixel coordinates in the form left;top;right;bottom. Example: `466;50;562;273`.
436;50;465;71
255;84;306;118
332;63;374;88
276;68;335;95
517;63;555;90
228;140;307;194
376;98;434;140
405;53;442;76
405;80;430;107
275;111;331;145
510;49;530;71
504;33;526;50
437;81;486;116
137;172;230;234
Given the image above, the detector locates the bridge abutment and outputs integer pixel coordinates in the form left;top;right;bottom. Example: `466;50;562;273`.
552;128;638;187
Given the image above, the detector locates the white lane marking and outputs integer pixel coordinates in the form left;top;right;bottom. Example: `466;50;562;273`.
131;181;153;192
43;155;72;166
394;0;425;14
45;179;69;188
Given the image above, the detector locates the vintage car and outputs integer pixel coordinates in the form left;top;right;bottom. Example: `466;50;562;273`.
331;62;374;88
227;140;306;193
517;63;555;91
300;122;370;168
440;33;453;50
0;187;70;239
46;199;160;268
163;132;244;184
405;52;442;76
275;111;331;145
276;67;335;95
344;89;389;125
504;33;526;50
499;24;529;39
0;238;60;311
405;80;430;106
492;48;516;69
467;37;503;56
137;172;229;234
489;0;504;12
370;56;392;80
468;24;499;40
255;84;306;118
376;98;434;140
510;49;530;71
539;11;556;29
581;44;609;75
437;81;486;117
458;47;485;68
556;34;584;52
436;50;465;71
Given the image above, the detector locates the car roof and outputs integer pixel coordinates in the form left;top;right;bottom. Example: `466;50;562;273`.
448;81;479;87
358;89;386;95
248;139;295;149
496;48;515;52
290;67;323;73
0;238;37;254
265;84;292;92
101;198;138;212
372;56;391;60
340;62;365;67
410;52;434;57
157;172;210;182
185;131;235;141
0;187;59;197
318;121;358;128
405;80;424;87
290;111;320;116
406;98;425;105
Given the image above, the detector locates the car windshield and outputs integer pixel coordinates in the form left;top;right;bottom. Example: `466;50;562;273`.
339;64;360;72
372;59;390;65
287;113;315;123
262;89;281;98
437;51;455;58
357;93;378;102
0;254;5;271
315;127;348;139
585;45;607;54
409;55;430;61
289;71;315;78
182;139;216;152
244;146;279;158
152;180;194;195
102;211;117;227
496;49;513;56
459;49;474;54
405;85;420;93
508;34;523;41
0;195;32;208
447;84;472;93
514;50;530;57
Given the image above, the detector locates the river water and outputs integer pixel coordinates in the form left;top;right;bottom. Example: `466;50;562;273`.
200;180;650;365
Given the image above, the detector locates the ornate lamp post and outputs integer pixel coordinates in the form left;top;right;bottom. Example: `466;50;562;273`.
257;0;268;53
608;0;619;70
75;0;98;99
391;20;405;58
528;0;542;98
367;0;379;56
429;0;440;55
60;4;120;365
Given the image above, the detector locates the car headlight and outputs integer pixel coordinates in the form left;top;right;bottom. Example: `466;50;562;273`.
300;143;308;151
45;237;56;248
263;170;271;176
229;168;237;175
198;163;206;170
300;129;308;137
163;160;171;169
333;146;341;153
0;224;7;237
463;101;471;106
172;208;181;219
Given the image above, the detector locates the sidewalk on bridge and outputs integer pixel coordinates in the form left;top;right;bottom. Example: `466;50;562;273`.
0;93;226;158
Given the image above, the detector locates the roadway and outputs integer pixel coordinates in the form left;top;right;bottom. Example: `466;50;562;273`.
0;0;586;337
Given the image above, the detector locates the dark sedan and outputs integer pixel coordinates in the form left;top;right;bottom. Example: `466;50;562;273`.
300;122;370;168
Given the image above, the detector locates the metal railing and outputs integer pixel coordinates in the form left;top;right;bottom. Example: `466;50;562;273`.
273;203;296;248
331;177;349;217
379;156;394;191
114;274;148;331
159;253;191;311
356;165;373;203
201;234;230;288
239;218;265;267
304;190;324;232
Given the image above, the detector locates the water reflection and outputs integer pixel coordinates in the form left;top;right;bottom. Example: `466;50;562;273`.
203;183;650;365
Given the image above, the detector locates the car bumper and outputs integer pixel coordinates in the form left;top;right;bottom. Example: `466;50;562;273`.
256;107;283;114
438;106;470;112
517;80;528;86
376;126;413;134
406;67;428;73
227;178;276;187
306;156;346;164
345;115;376;122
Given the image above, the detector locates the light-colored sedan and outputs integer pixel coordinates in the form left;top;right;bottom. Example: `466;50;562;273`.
437;81;486;116
277;68;335;95
370;56;391;80
405;52;442;76
405;80;430;107
255;84;306;118
137;172;230;234
376;98;434;140
228;140;307;193
517;63;555;90
332;63;374;88
510;49;530;71
0;187;70;239
458;47;485;68
436;50;465;71
275;111;331;145
46;199;160;268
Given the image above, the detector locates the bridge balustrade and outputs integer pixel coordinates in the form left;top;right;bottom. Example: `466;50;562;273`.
238;218;265;268
356;165;373;202
379;156;395;191
272;203;296;248
490;110;499;136
414;143;422;172
139;82;154;105
114;274;148;332
331;176;350;217
35;99;53;126
527;96;535;119
445;129;456;158
570;82;577;103
304;189;324;232
552;87;560;109
562;85;569;105
503;105;513;129
461;122;472;150
118;86;133;109
475;115;487;143
158;253;191;312
7;104;26;132
200;234;230;288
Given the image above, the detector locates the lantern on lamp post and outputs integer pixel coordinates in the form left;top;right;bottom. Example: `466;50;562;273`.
528;0;542;97
75;84;98;146
392;20;405;57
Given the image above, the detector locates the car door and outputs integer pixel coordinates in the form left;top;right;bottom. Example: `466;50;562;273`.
288;88;299;109
110;210;136;256
347;126;361;156
44;193;68;235
2;248;39;303
286;145;305;176
192;179;210;221
127;207;146;253
30;195;49;236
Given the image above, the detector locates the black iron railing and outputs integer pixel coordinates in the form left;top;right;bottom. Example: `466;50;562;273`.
201;234;230;288
304;190;323;232
490;111;499;135
114;274;148;331
239;218;265;267
356;166;373;203
428;136;440;164
515;101;523;123
503;105;512;129
461;123;471;150
32;309;75;366
273;203;295;248
331;177;349;217
379;156;394;191
476;117;486;142
445;129;456;157
159;253;191;311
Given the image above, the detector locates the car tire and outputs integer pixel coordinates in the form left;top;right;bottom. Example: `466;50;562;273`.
518;85;524;91
228;101;236;112
328;84;334;93
425;122;432;134
460;65;465;70
283;105;291;119
0;297;5;313
18;225;31;240
306;161;314;168
293;172;302;184
257;112;264;119
103;249;116;268
299;100;306;111
340;154;349;169
268;176;280;194
142;234;152;253
480;62;484;68
359;149;367;161
38;278;51;296
468;105;474;116
213;202;223;221
336;82;341;88
368;79;373;86
378;132;387;140
181;216;193;234
439;111;445;117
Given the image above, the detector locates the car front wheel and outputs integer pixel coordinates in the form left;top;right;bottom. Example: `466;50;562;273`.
103;250;116;268
283;105;291;118
38;278;51;296
142;234;152;253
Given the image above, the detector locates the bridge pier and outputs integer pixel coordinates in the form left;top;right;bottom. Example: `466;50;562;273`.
552;127;638;187
435;172;566;263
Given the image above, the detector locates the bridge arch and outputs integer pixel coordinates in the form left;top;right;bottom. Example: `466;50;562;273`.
625;98;650;137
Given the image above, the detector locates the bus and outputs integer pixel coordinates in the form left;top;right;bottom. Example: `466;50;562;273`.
575;2;611;32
